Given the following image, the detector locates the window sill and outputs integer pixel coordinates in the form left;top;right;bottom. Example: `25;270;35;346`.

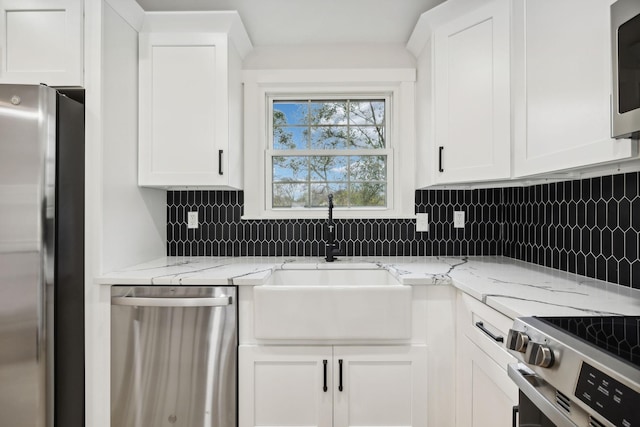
241;207;417;220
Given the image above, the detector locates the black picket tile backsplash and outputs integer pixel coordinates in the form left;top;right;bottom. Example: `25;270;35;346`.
167;171;640;289
167;188;503;258
503;173;640;288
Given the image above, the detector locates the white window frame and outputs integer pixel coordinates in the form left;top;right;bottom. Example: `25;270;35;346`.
242;69;416;220
267;94;393;211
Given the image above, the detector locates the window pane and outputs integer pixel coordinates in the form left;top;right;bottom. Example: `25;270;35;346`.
310;101;348;125
349;100;385;125
310;126;348;149
273;101;307;125
269;97;389;210
310;183;347;207
273;183;308;208
350;126;385;149
350;183;386;207
349;156;386;182
274;126;308;150
273;156;308;181
309;156;348;182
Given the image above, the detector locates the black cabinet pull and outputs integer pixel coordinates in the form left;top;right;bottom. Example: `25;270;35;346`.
338;359;343;392
322;360;328;392
512;405;519;427
218;150;224;175
475;321;504;343
438;146;444;172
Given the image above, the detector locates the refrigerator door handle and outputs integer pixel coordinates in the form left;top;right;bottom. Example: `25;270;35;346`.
111;296;232;307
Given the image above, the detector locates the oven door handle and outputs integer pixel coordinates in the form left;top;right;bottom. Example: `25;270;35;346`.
507;363;579;427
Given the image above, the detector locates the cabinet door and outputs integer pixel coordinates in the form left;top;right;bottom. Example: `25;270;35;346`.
433;0;511;184
0;0;83;85
139;32;232;187
239;345;333;427
333;346;428;427
512;0;636;176
456;335;518;427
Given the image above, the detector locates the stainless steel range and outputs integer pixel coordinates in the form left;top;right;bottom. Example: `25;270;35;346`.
507;317;640;427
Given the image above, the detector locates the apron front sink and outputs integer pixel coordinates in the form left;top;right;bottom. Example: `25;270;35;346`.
253;268;412;340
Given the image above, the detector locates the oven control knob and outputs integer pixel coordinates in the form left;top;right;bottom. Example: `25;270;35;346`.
526;342;555;368
506;329;529;353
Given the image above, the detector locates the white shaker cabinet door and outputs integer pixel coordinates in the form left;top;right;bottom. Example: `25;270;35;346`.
512;0;636;177
139;31;243;188
0;0;83;86
239;345;428;427
456;335;518;427
239;345;333;427
433;0;511;184
333;345;428;427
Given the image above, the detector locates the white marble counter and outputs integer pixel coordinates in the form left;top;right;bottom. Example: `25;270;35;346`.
97;256;640;319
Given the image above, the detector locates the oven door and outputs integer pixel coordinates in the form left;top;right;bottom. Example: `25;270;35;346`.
508;364;578;427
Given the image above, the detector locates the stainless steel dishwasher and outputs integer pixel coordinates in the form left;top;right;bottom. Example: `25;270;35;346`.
111;286;237;427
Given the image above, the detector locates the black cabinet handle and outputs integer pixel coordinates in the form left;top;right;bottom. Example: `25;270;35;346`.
512;405;519;427
438;146;444;172
475;321;504;343
338;359;343;392
218;150;224;175
323;359;328;392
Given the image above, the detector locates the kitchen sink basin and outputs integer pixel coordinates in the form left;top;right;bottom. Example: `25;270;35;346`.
253;268;412;340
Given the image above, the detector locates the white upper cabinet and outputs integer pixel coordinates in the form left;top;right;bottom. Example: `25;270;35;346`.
0;0;83;86
432;0;511;184
512;0;637;177
138;12;251;189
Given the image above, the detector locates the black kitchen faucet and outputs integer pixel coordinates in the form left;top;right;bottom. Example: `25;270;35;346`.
325;194;344;262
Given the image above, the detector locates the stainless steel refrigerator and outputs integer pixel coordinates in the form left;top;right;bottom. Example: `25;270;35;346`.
0;84;85;427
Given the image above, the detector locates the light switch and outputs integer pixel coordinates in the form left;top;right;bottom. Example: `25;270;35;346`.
187;211;199;229
416;213;429;232
453;211;465;228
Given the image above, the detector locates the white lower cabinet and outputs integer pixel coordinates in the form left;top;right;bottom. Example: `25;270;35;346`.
456;336;518;427
456;292;518;427
239;345;428;427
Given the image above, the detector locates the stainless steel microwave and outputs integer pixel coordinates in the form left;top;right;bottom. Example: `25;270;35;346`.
612;0;640;139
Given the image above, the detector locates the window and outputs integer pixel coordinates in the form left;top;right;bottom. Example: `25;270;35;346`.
268;97;391;210
242;69;416;219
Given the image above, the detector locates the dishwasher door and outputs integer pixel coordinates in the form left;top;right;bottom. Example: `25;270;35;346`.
111;286;237;427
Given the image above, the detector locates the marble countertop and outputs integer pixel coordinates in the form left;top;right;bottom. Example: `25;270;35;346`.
97;256;640;319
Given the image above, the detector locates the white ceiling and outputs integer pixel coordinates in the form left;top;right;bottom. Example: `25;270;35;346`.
134;0;446;47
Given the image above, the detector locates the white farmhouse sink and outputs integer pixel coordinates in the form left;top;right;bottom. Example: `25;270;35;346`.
266;268;399;286
253;268;412;340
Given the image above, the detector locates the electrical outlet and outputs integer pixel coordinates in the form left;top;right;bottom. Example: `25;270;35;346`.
416;213;429;232
453;211;465;228
187;211;199;229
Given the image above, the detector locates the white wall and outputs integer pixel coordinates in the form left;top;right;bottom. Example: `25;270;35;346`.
244;43;416;69
101;1;165;274
85;1;163;426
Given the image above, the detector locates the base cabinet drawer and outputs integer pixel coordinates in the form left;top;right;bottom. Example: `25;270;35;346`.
458;292;515;367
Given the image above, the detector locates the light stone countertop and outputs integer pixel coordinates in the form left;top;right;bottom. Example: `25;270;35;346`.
97;256;640;319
